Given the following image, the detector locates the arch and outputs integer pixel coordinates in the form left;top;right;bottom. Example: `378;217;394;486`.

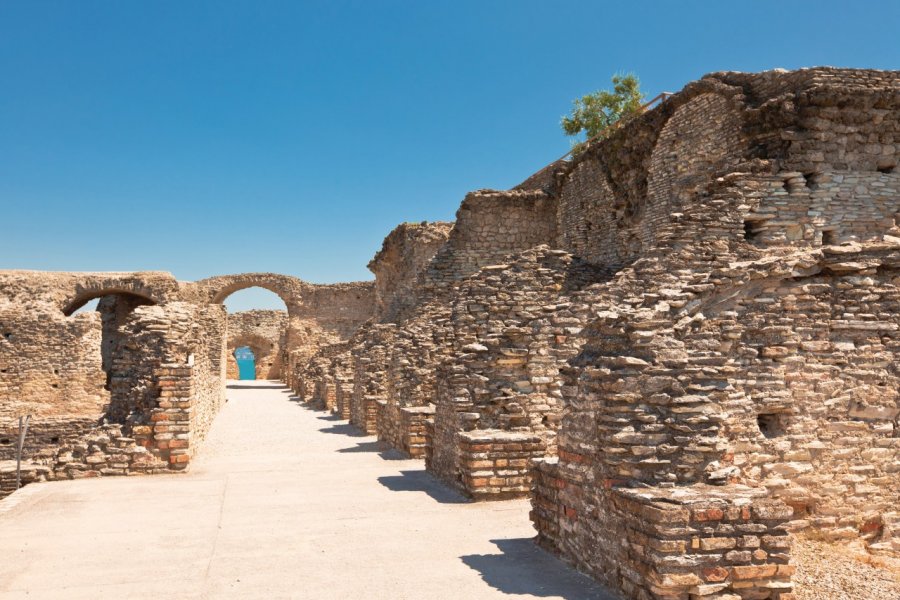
226;332;281;380
58;273;179;316
63;288;157;316
194;273;307;310
230;345;260;380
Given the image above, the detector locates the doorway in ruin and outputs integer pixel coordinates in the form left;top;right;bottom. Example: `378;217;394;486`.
234;346;256;380
220;287;289;381
65;291;157;423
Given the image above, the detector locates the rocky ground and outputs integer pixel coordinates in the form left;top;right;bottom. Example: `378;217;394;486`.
793;537;900;600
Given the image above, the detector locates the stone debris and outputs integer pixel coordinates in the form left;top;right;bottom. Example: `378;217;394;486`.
792;537;900;600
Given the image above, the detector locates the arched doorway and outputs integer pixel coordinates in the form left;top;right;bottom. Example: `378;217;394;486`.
234;346;256;380
64;290;157;423
219;287;289;381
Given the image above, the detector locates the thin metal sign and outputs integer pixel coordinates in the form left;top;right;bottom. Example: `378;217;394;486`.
15;415;31;490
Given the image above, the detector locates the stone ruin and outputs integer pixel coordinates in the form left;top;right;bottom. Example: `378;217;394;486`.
224;309;288;380
2;67;899;599
0;272;373;494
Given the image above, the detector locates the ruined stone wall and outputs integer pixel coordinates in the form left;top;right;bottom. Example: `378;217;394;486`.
333;348;355;420
185;274;375;376
368;221;453;322
295;220;454;442
556;80;746;270
297;341;350;411
297;188;559;452
419;190;558;302
527;67;900;598
377;308;452;456
0;271;181;314
351;193;558;456
0;269;370;498
98;302;227;469
0;300;227;498
295;282;376;340
426;247;609;497
349;324;396;434
224;310;288;380
0;289;166;470
189;304;228;446
0;271;182;425
0;303;107;422
283;283;376;392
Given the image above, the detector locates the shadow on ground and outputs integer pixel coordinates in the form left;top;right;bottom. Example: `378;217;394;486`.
338;441;408;461
316;413;344;422
460;538;615;599
318;423;368;437
378;470;469;504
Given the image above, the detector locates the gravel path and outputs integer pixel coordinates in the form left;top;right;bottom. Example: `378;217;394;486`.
793;537;900;600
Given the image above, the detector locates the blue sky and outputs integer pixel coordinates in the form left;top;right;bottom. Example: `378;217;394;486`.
2;1;898;310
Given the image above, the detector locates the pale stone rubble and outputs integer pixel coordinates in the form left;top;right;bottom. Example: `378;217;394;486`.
2;67;899;599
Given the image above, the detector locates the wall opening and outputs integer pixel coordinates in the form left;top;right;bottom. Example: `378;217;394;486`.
803;172;820;190
234;346;256;380
877;164;896;174
744;219;765;244
220;287;289;381
65;292;157;424
757;413;787;439
821;229;838;246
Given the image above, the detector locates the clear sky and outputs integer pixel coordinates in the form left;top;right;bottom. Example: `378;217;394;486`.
1;1;898;310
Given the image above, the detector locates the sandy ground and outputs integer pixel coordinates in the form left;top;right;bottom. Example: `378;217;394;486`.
792;536;900;600
0;381;614;600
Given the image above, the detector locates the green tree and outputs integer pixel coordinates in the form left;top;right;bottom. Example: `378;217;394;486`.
561;73;644;151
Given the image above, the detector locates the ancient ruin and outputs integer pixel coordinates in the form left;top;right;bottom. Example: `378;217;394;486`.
0;272;373;491
2;67;899;599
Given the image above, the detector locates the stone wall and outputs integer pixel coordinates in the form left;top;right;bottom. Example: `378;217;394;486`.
186;273;375;374
376;308;452;456
368;221;454;322
0;270;368;498
349;324;396;434
0;303;107;422
290;67;899;598
295;341;351;411
425;247;609;498
418;190;559;302
0;300;227;498
525;67;900;598
295;219;458;449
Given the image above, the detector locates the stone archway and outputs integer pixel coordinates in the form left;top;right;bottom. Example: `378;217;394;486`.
59;273;180;316
192;274;301;382
226;332;281;380
191;273;307;312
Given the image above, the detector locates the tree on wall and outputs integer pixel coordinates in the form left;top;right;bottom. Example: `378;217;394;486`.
561;73;644;152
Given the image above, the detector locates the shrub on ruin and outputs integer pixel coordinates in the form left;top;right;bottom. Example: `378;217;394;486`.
561;73;644;153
